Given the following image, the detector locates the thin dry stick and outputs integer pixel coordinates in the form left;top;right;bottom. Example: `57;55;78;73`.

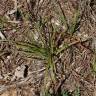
56;38;92;55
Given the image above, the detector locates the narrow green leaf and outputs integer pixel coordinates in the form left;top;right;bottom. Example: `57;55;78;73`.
61;90;70;96
74;87;80;96
15;41;48;59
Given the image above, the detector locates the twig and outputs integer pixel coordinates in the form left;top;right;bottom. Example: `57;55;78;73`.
0;31;6;39
56;38;91;55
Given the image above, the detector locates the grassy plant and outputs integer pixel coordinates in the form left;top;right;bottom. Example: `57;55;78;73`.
0;1;83;95
13;13;81;96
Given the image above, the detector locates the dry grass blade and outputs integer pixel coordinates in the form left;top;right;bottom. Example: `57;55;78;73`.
56;38;91;55
55;0;69;29
69;10;80;34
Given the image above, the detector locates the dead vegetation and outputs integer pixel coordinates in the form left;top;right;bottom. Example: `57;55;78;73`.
0;0;96;96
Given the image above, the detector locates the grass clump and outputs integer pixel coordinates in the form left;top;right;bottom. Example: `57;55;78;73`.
0;0;85;96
